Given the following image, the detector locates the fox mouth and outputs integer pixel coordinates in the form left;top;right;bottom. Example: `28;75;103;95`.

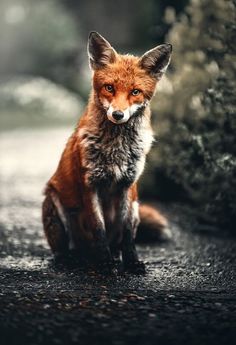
106;106;130;124
107;115;129;124
106;103;146;125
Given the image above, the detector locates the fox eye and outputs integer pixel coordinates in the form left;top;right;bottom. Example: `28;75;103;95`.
131;89;140;96
105;84;114;93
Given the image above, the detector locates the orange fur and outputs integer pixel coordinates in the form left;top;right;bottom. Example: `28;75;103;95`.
46;55;156;209
139;204;168;228
42;32;172;268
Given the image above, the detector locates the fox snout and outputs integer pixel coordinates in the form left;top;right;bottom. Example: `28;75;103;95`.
107;104;129;124
112;110;124;121
106;103;144;124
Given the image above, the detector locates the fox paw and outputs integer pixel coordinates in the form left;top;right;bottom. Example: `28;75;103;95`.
124;260;146;274
96;260;117;275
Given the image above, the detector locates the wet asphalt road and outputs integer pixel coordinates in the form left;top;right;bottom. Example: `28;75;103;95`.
0;128;235;345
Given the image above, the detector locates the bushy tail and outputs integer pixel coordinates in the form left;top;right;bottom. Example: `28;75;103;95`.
135;204;172;243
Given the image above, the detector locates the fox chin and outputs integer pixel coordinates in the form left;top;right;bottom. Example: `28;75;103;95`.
42;31;172;273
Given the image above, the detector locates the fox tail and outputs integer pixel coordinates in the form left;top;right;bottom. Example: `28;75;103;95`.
136;204;172;243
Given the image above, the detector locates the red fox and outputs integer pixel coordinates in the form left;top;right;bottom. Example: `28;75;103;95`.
42;32;172;273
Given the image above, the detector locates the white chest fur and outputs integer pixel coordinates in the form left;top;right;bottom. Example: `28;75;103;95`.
78;117;154;186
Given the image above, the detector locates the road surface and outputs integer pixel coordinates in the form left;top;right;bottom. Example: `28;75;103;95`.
0;128;235;345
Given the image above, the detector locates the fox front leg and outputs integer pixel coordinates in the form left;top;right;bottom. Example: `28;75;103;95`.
113;191;145;273
82;188;113;268
122;220;145;274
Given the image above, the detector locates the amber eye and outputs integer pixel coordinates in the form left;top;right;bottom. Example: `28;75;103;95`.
131;89;140;96
105;84;114;93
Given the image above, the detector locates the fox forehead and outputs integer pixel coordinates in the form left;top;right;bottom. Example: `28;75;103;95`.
93;54;156;91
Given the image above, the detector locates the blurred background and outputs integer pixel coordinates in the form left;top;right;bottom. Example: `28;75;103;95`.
0;0;235;235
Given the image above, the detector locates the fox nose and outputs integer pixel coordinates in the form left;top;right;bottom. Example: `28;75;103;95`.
112;110;124;121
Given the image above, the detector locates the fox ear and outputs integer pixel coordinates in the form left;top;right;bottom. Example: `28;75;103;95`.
139;44;172;80
88;31;117;70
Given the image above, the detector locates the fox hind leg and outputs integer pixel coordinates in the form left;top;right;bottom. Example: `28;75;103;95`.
42;193;69;256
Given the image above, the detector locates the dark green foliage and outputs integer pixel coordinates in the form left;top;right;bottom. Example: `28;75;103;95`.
143;0;236;233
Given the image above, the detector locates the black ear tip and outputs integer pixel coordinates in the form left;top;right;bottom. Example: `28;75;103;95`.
88;31;100;40
165;43;172;52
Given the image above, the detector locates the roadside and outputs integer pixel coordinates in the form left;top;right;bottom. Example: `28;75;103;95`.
0;128;235;345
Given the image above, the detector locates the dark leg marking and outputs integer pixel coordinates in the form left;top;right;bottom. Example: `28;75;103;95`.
122;224;145;274
42;195;69;256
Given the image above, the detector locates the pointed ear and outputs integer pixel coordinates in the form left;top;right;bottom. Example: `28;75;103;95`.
87;31;117;70
139;43;172;80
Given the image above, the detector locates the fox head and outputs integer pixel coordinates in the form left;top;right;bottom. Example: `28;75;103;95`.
88;31;172;124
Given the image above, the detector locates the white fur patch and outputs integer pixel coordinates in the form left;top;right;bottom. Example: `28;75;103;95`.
51;192;68;230
133;201;140;222
107;103;144;124
77;127;87;140
129;103;143;115
159;56;171;73
101;98;110;109
112;161;129;181
113;165;122;180
91;193;105;228
141;128;154;154
135;155;146;180
132;201;140;237
139;115;154;154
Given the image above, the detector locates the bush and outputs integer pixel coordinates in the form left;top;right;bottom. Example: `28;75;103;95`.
142;0;236;233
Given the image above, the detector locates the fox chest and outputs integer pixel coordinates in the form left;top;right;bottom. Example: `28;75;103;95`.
80;130;152;186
